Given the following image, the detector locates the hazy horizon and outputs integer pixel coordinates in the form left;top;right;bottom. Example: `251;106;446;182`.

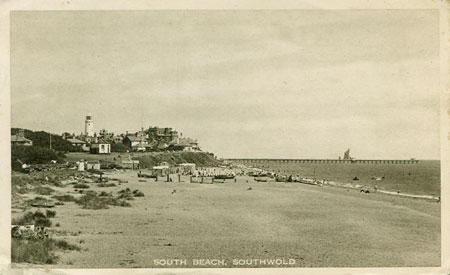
11;10;440;159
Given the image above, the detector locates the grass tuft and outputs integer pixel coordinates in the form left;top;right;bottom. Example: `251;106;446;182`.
11;238;58;264
26;196;54;207
45;210;56;218
76;191;131;209
132;189;145;197
12;238;81;264
97;183;116;187
12;210;52;227
73;183;89;189
76;192;109;209
52;194;76;202
34;186;55;195
53;239;81;251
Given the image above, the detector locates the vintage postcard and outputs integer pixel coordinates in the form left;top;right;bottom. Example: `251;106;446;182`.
0;0;449;274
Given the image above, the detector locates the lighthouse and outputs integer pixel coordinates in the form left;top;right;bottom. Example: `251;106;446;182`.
85;113;94;137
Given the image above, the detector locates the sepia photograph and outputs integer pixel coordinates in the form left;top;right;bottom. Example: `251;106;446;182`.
4;4;448;273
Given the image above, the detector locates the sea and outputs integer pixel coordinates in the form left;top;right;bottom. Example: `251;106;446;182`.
240;160;440;197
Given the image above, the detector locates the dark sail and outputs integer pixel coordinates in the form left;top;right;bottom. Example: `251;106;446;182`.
343;149;350;160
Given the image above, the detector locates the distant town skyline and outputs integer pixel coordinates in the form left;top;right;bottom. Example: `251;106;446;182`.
11;10;440;159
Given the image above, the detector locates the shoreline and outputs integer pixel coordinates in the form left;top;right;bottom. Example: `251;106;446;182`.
321;179;440;201
11;169;440;268
235;160;440;199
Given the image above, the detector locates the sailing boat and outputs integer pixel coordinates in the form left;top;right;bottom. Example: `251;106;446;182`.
343;149;350;160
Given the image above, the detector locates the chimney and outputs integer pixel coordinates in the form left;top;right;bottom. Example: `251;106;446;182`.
18;129;25;138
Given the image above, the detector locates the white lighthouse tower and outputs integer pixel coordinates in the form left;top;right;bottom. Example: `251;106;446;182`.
85;113;94;137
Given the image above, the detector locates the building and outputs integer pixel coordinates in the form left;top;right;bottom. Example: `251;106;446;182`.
85;113;94;137
62;132;75;140
110;126;201;152
11;129;33;146
112;135;124;144
86;161;101;170
83;136;96;144
136;128;147;139
90;139;111;154
123;128;151;151
134;142;152;152
11;135;33;146
169;137;201;152
156;142;169;151
121;159;140;169
98;129;114;143
147;127;178;144
123;135;149;151
66;138;89;151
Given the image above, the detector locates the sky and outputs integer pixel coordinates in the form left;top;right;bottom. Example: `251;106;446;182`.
10;10;440;159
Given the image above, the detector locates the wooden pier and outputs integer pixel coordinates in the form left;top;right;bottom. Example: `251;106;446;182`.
227;159;419;164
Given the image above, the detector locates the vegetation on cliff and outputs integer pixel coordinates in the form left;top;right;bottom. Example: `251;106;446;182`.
136;152;222;168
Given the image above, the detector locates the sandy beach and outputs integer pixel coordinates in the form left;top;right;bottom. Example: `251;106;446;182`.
12;169;440;268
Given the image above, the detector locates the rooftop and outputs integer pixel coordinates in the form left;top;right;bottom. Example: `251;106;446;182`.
125;135;143;142
66;138;86;144
11;135;32;142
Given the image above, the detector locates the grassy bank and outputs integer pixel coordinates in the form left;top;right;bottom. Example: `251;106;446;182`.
136;152;221;168
64;151;222;168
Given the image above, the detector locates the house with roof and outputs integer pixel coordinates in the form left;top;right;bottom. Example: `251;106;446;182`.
123;135;150;152
134;142;153;152
98;129;115;143
113;135;124;144
147;127;178;144
90;139;111;154
66;138;89;151
123;135;141;148
169;137;201;152
11;129;33;146
11;135;33;146
157;142;169;151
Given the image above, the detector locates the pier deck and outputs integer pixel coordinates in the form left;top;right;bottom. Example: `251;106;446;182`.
227;159;419;164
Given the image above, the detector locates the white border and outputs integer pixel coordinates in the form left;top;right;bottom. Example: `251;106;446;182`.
0;1;448;274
